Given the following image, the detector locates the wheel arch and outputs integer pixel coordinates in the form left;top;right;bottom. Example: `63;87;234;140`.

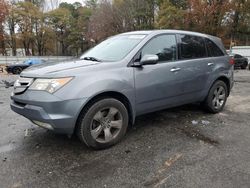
213;76;231;96
74;91;134;133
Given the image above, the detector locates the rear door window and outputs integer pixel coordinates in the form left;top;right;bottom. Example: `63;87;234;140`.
205;38;224;57
178;34;207;59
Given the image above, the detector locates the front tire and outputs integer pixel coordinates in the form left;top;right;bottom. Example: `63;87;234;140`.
76;98;129;150
203;80;228;113
12;67;23;74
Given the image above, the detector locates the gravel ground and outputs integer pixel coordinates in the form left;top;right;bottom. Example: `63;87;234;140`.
0;70;250;188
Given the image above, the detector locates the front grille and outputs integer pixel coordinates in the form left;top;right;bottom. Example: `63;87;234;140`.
13;77;34;95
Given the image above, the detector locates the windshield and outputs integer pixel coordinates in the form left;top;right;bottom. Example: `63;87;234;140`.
80;34;146;62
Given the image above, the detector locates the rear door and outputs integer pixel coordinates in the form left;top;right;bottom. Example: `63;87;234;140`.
175;34;212;98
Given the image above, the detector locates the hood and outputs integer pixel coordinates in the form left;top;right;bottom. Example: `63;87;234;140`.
20;59;101;78
7;63;29;68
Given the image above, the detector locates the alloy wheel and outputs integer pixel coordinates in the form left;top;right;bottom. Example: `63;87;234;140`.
212;86;226;109
90;107;123;143
13;67;22;74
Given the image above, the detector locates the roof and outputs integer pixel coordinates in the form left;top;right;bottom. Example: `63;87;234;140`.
120;30;154;35
120;29;219;40
119;29;225;53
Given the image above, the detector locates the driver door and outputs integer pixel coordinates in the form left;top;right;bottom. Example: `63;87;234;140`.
134;34;183;115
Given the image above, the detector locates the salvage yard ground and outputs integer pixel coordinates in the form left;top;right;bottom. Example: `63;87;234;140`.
0;70;250;188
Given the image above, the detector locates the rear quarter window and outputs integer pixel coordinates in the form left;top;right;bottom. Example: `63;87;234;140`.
205;38;224;57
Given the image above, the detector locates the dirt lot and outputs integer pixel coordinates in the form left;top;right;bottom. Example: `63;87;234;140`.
0;70;250;188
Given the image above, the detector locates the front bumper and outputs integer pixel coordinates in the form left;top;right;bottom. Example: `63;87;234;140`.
10;90;88;134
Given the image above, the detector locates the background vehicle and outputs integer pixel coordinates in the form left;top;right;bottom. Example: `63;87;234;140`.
11;30;234;149
230;46;250;69
231;46;250;60
230;54;248;69
6;58;46;74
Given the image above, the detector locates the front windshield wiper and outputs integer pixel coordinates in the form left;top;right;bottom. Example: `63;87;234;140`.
82;57;102;62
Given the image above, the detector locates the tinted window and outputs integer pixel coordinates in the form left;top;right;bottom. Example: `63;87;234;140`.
205;38;224;57
141;35;177;62
179;35;206;59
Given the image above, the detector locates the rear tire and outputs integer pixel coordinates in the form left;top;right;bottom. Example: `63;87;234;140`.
241;63;248;69
76;98;129;150
202;80;228;113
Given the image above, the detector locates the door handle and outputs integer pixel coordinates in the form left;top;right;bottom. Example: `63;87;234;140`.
170;68;181;72
208;63;214;66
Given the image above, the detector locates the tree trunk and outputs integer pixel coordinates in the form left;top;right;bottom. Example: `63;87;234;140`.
61;41;66;56
23;40;31;56
0;24;6;55
11;38;16;56
9;21;17;56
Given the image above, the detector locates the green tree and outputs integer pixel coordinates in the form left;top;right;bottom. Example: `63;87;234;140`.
15;1;39;55
70;6;92;55
46;7;72;55
55;2;92;56
113;0;157;30
157;0;187;9
156;0;185;29
33;8;53;55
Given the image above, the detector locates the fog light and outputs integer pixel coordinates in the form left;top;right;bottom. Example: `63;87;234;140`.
32;120;53;130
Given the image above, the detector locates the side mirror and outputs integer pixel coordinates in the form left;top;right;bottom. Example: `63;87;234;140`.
140;55;159;66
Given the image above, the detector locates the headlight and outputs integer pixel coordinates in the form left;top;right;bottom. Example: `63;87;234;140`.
29;77;73;93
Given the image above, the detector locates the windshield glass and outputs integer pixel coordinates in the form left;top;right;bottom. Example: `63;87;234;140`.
80;34;146;62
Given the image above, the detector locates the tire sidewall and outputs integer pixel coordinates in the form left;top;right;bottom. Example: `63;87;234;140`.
13;67;22;74
206;81;228;113
78;98;129;149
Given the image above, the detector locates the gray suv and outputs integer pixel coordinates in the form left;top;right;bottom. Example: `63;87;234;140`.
11;30;234;149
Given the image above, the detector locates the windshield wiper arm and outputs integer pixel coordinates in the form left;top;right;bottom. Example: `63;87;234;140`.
82;57;102;62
